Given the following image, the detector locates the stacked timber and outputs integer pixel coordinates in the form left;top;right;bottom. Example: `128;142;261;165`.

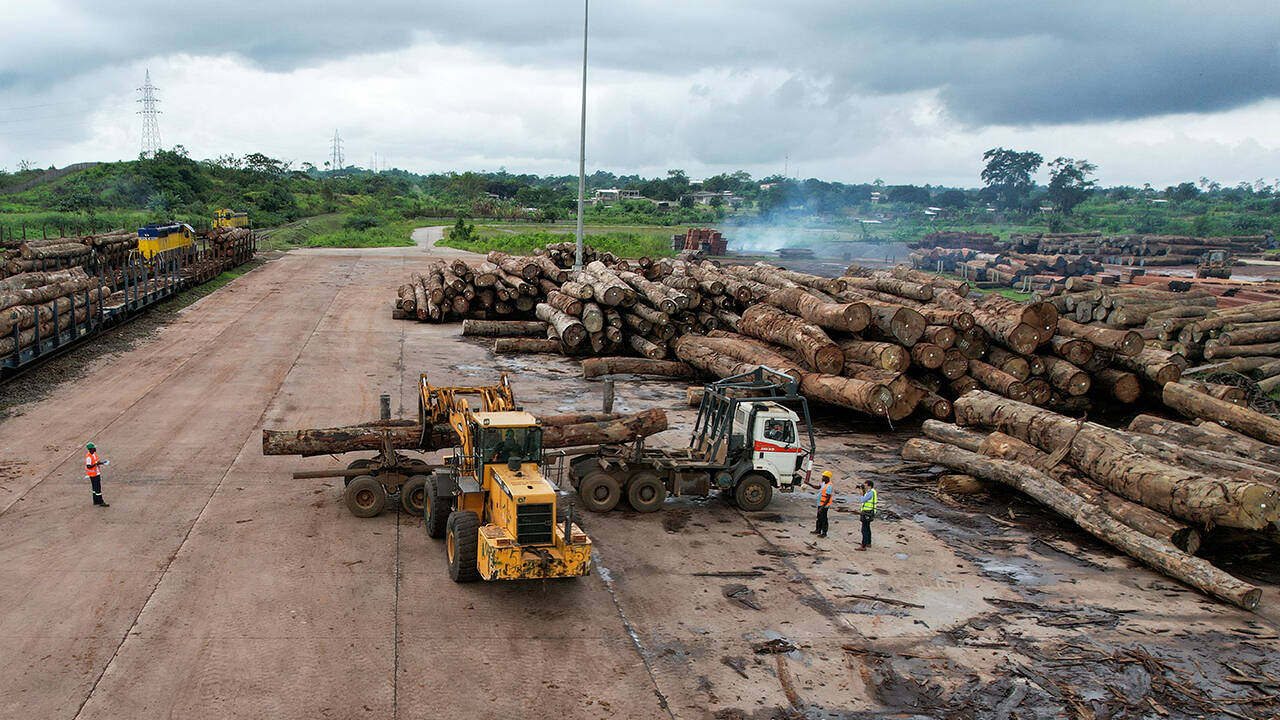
0;267;109;356
905;390;1280;610
909;247;1102;290
1008;232;1268;260
2;232;141;278
910;231;999;252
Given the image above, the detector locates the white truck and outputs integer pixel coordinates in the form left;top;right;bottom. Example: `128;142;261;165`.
568;368;815;513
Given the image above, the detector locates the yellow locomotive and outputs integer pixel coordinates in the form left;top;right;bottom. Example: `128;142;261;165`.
136;222;195;259
213;208;250;228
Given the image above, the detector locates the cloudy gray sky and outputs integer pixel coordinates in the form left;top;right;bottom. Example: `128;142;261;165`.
2;1;1279;188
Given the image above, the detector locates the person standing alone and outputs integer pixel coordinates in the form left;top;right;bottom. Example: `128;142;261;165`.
85;442;109;507
811;470;834;538
856;480;877;550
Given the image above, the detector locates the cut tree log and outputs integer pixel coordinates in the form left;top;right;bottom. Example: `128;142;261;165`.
978;431;1200;554
1163;381;1280;446
953;390;1280;529
1057;318;1143;356
763;287;870;333
534;303;587;348
838;339;908;372
1091;368;1141;404
901;438;1258;609
262;409;667;457
460;320;548;338
739;304;844;375
581;357;695;379
1040;356;1091;397
1111;346;1182;387
1204;340;1280;359
1049;335;1095;366
494;338;564;354
967;359;1028;401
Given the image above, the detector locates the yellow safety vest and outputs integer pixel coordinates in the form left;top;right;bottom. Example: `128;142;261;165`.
861;488;877;513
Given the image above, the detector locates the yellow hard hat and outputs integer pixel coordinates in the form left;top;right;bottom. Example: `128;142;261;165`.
822;470;832;478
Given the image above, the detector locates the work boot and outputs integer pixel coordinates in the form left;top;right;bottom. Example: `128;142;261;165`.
95;503;110;508
856;545;867;551
810;530;820;535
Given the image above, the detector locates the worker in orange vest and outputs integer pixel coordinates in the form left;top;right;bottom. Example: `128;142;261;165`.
810;470;834;538
85;442;109;507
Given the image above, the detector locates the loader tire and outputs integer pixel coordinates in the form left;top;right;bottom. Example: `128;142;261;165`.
401;475;428;516
626;472;666;514
345;475;387;518
446;511;481;583
734;474;773;512
424;477;452;539
578;471;621;513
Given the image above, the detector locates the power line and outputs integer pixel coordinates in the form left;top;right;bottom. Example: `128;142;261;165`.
137;69;162;158
330;129;344;170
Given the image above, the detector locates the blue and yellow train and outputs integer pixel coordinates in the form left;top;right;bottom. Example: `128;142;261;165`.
136;223;195;259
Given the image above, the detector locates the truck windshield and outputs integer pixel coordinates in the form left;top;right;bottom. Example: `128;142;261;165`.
762;418;795;444
480;427;542;464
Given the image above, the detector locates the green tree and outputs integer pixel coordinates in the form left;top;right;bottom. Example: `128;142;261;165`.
1046;157;1097;215
981;147;1043;211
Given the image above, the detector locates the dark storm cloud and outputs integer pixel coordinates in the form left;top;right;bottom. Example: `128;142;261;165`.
7;1;1280;127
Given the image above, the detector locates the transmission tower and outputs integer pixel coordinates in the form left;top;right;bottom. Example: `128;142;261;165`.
330;130;344;170
137;69;162;158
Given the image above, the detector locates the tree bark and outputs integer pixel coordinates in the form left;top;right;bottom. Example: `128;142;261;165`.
628;334;667;360
1056;318;1143;356
1163;381;1280;446
494;338;564;354
739;304;844;375
910;342;944;370
901;438;1259;610
939;348;969;380
1091;368;1141;403
534;303;587;347
460;320;548;337
1110;346;1182;386
923;324;957;349
1204;340;1280;359
581;357;696;379
838;339;908;372
978;431;1201;553
983;347;1030;381
954;390;1280;529
967;359;1028;401
1040;356;1091;396
764;287;870;333
1049;335;1095;366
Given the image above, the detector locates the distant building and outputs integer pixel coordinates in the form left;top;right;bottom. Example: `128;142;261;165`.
870;191;883;204
685;190;739;205
592;188;642;205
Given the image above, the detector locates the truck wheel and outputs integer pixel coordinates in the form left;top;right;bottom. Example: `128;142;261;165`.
401;475;428;516
734;474;773;512
345;458;374;486
345;475;387;518
446;511;481;583
627;472;666;513
424;477;452;539
578;472;621;513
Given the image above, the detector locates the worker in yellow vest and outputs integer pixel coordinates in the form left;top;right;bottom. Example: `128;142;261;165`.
85;442;109;507
810;470;834;538
855;480;877;550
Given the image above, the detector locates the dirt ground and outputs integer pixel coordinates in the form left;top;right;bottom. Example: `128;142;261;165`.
1;238;1278;719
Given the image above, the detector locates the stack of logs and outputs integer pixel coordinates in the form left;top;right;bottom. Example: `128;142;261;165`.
393;242;1252;423
1;232;139;278
0;267;109;356
1006;232;1270;260
903;385;1280;610
909;247;1103;289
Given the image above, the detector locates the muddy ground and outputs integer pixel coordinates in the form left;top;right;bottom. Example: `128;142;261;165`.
0;241;1277;719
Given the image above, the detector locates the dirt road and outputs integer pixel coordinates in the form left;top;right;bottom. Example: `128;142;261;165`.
0;237;1276;718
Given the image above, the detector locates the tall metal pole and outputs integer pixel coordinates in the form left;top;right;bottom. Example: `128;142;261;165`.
573;0;589;273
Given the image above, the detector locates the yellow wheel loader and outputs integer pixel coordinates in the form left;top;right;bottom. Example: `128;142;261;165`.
418;373;592;582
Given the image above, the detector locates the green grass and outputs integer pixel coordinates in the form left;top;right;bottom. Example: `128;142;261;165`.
976;287;1034;301
256;214;417;251
438;227;679;258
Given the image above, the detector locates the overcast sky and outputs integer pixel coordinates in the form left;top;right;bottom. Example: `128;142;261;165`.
2;1;1279;188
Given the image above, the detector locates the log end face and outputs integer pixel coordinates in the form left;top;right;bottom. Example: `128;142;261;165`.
814;346;845;376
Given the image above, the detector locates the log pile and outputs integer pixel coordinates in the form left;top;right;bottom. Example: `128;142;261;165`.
1008;232;1270;259
1;232;139;277
904;390;1279;610
0;267;109;356
909;247;1102;290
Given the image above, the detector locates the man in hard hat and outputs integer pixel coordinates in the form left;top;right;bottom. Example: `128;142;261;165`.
810;470;834;538
855;480;878;550
85;442;109;507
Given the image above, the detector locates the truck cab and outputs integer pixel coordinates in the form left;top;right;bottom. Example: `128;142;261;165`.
735;401;808;490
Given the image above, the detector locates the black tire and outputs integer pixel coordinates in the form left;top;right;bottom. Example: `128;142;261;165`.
425;476;452;539
568;458;602;487
734;473;773;512
578;471;621;513
446;511;481;583
345;475;387;518
401;475;427;516
626;472;666;513
345;458;374;486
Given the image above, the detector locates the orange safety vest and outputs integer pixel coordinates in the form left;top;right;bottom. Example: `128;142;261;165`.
86;451;100;477
820;482;833;507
